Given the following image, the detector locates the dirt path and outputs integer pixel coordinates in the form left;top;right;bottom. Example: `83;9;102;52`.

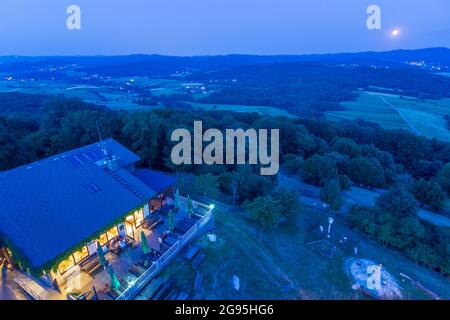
278;172;450;227
379;96;422;136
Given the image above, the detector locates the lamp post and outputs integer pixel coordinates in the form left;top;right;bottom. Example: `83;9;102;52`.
327;217;334;238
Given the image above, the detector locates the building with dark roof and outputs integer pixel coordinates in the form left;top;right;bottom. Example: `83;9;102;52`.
0;139;175;274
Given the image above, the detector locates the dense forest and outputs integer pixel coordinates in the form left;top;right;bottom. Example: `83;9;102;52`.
188;62;450;116
0;92;449;275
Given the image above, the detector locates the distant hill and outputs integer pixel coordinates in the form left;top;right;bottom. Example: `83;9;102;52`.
0;47;449;77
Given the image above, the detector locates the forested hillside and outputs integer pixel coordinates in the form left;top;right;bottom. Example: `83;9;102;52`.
0;93;449;275
189;62;450;116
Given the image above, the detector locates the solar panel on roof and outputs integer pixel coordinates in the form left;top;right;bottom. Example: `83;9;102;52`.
84;149;105;162
65;155;83;168
75;153;91;164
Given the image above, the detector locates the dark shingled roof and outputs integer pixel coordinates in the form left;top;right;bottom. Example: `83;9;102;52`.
0;139;158;269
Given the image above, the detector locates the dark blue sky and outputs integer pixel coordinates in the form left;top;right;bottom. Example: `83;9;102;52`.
0;0;449;56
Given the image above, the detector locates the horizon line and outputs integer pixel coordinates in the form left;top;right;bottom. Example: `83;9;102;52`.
0;47;449;59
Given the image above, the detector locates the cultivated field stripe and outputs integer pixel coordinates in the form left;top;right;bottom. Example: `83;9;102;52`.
379;96;422;136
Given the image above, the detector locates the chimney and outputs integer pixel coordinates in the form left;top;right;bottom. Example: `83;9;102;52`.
105;154;120;171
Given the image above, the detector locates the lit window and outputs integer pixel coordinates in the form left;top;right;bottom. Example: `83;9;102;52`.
134;208;144;227
125;221;134;239
73;246;89;264
106;226;119;241
125;214;135;226
59;255;75;274
98;233;108;246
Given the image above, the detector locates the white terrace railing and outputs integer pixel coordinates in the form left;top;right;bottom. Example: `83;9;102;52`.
14;272;46;300
116;197;213;300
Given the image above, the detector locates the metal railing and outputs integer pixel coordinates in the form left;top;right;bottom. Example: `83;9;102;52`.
15;275;44;300
116;197;213;300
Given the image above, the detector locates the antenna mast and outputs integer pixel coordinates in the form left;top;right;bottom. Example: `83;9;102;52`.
96;120;108;157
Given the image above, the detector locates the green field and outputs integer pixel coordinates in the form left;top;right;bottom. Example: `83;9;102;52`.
187;102;296;118
0;79;160;111
105;77;185;96
326;91;450;141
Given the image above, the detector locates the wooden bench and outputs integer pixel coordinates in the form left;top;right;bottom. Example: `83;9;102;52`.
138;277;165;300
194;271;203;291
142;215;164;230
80;256;103;277
184;244;201;260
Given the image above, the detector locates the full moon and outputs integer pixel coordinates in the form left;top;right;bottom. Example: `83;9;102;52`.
392;29;400;37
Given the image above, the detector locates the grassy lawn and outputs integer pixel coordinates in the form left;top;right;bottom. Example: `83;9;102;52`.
326;91;450;141
160;206;450;300
187;102;296;118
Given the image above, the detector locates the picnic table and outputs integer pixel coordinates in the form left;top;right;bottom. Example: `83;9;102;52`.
80;256;103;277
138;277;166;300
143;215;164;230
109;237;133;255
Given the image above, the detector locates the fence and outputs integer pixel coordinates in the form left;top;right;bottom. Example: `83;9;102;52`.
14;274;45;300
116;197;213;300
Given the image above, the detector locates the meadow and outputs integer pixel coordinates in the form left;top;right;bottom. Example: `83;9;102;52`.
326;91;450;141
187;101;296;118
